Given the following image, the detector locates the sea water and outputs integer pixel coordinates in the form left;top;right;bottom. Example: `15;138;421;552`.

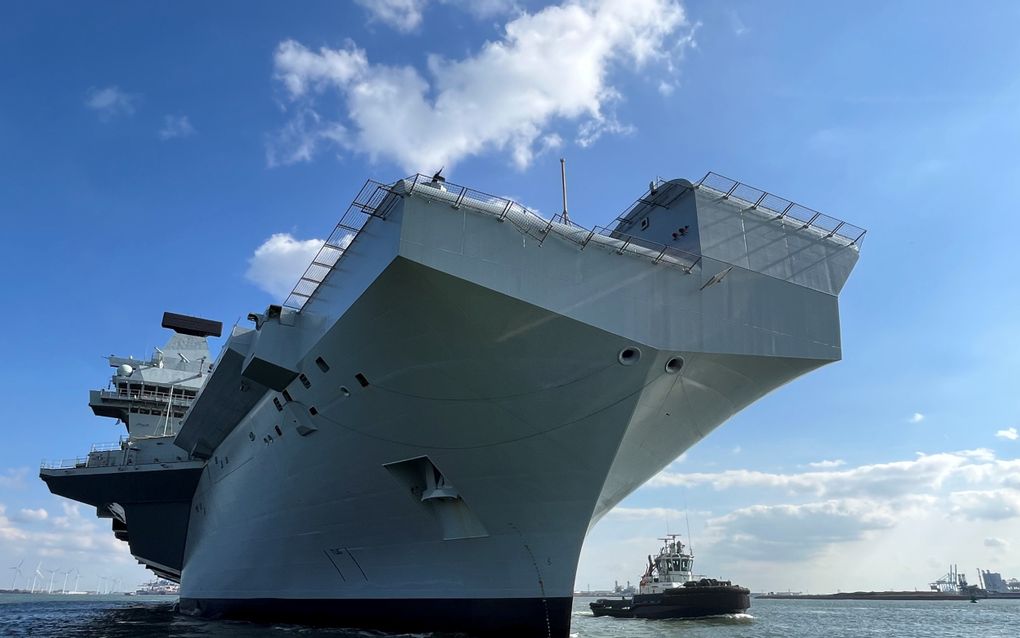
1;594;1018;637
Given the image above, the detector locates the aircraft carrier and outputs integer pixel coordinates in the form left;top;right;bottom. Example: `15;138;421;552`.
41;171;864;636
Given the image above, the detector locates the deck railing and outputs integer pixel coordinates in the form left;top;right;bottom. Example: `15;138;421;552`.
696;172;867;244
283;179;400;310
97;389;194;406
281;172;867;310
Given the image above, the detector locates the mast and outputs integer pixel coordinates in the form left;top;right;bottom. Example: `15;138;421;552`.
560;158;570;224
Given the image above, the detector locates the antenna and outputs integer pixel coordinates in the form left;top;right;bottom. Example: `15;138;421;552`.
684;496;694;555
560;158;570;225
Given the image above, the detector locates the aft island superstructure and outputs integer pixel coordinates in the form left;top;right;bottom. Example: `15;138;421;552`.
42;172;864;637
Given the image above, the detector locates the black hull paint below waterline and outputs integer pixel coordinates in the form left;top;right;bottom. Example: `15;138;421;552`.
179;596;572;637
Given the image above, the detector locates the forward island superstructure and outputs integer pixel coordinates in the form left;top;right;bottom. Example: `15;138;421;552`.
42;172;864;636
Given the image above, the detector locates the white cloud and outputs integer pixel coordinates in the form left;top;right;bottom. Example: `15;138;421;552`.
606;506;689;521
0;468;28;489
266;109;347;168
648;449;1016;500
354;0;521;32
270;0;695;171
0;505;28;541
704;498;900;560
158;114;195;140
949;489;1020;521
355;0;428;32
984;536;1008;549
245;233;325;299
909;412;925;423
440;0;519;20
808;459;845;469
728;10;748;36
84;86;137;119
17;508;48;522
995;427;1018;441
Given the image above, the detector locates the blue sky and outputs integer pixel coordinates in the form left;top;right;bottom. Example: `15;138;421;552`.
1;0;1018;593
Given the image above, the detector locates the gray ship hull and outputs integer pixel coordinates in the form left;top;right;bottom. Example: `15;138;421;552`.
44;174;862;637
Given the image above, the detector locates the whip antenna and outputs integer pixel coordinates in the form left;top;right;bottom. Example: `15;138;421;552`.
684;493;694;555
560;158;570;224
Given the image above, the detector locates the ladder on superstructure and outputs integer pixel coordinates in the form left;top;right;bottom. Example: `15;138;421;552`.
283;180;399;310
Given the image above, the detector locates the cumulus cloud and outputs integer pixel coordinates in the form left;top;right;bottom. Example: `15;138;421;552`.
17;508;48;522
266;109;347;167
270;0;695;171
0;467;28;489
4;502;134;563
909;412;925;423
0;505;28;541
355;0;525;32
949;489;1020;521
440;0;519;20
995;427;1018;441
355;0;428;32
244;233;326;299
648;449;1016;500
705;498;900;560
808;459;845;469
606;506;689;521
984;536;1009;549
158;114;195;140
84;86;137;119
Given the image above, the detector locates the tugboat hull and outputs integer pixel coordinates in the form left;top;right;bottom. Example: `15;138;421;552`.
589;598;634;618
591;584;750;620
632;585;750;618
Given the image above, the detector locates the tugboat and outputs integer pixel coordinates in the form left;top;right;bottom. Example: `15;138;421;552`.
590;535;750;619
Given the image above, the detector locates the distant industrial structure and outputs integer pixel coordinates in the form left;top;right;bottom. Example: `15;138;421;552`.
977;570;1020;594
757;564;1020;601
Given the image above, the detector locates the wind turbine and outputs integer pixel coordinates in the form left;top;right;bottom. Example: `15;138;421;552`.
8;560;23;591
61;569;71;594
31;562;43;594
99;576;107;595
46;568;58;594
71;568;81;594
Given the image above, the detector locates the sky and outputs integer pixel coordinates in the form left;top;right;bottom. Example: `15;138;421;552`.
1;0;1018;595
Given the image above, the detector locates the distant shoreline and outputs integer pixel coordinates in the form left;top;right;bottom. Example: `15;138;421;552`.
756;591;1020;601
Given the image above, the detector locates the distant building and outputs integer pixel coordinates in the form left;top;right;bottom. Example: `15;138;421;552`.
979;570;1012;593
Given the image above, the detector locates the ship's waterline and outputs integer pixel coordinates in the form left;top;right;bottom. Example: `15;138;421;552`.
42;172;862;636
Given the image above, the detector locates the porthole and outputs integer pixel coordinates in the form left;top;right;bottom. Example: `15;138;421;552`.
665;357;684;374
299;374;311;389
641;217;650;230
315;356;330;373
249;432;255;441
618;347;641;366
274;425;283;437
355;373;370;388
340;386;351;397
